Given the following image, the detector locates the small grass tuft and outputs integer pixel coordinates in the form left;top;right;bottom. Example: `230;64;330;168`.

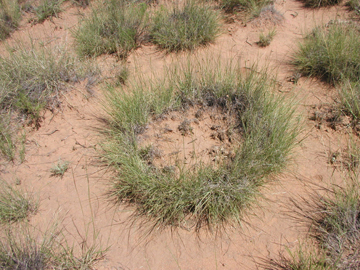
0;116;16;161
343;136;360;171
221;0;273;18
0;223;105;269
299;0;342;8
0;180;38;223
150;2;220;52
34;0;63;23
0;0;21;40
347;0;360;14
73;0;148;58
263;245;330;269
256;29;276;47
115;65;129;86
71;0;91;7
102;59;300;230
340;80;360;124
50;159;70;177
293;23;360;85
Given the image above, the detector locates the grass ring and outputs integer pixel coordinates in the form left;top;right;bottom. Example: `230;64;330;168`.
102;61;299;231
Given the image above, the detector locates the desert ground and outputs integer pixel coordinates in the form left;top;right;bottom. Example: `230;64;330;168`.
0;0;359;269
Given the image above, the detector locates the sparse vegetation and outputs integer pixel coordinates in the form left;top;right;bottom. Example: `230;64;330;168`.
0;180;37;223
293;23;360;84
267;175;360;270
50;159;70;177
102;60;299;230
263;245;330;269
221;0;273;17
0;0;21;40
257;29;276;47
312;180;360;269
73;0;148;58
150;2;220;52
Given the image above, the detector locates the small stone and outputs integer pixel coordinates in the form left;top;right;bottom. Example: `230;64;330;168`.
210;125;220;131
178;119;193;136
192;118;199;125
217;131;226;141
195;109;203;119
163;126;173;133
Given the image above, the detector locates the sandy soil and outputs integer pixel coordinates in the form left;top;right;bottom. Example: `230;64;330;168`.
0;0;356;269
138;106;241;172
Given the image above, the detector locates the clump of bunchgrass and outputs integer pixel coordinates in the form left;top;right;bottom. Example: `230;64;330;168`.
340;80;360;123
102;59;300;231
73;0;148;58
0;116;16;161
0;226;54;269
0;0;21;40
221;0;273;18
0;41;97;161
265;174;360;269
0;42;98;126
115;65;129;85
312;180;360;269
293;23;360;85
300;0;342;8
34;0;63;23
0;222;105;269
256;29;276;47
0;180;37;223
284;176;360;269
150;2;220;52
50;159;70;177
71;0;91;7
342;136;360;171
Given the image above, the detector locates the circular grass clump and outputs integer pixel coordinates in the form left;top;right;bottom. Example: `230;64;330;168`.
150;2;220;52
102;61;299;230
293;24;360;85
